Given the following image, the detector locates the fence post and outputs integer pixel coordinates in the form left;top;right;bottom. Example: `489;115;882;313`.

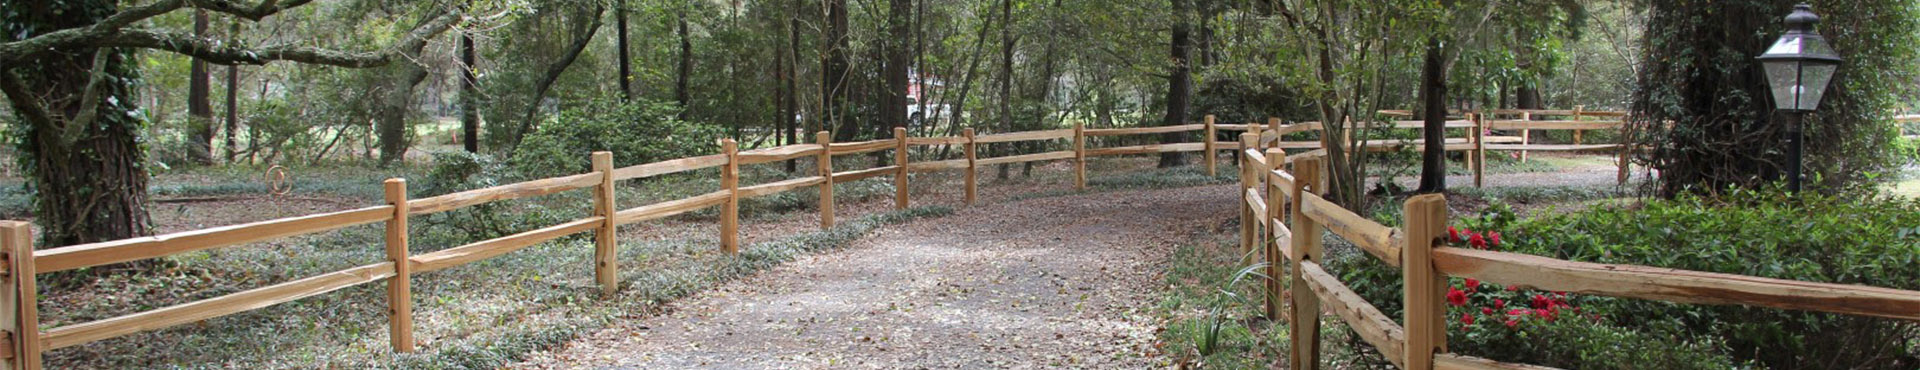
1237;132;1257;264
963;128;977;205
591;152;617;295
381;179;414;352
1617;138;1631;186
817;131;836;229
1403;193;1448;370
1288;156;1324;370
894;127;910;210
1472;112;1486;188
1519;112;1532;162
3;221;40;369
1204;115;1217;177
1572;105;1586;145
721;139;740;254
1267;117;1282;150
1074;122;1087;190
1263;148;1286;322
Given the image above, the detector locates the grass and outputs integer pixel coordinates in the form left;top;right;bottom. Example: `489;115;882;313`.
1152;233;1288;368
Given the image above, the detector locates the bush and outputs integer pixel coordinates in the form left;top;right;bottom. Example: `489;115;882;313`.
1330;202;1745;369
1499;190;1920;369
417;151;573;243
507;99;724;180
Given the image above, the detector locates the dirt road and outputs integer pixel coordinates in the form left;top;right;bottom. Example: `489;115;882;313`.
514;184;1236;369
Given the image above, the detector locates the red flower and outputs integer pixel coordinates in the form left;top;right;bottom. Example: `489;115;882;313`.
1460;313;1475;326
1504;318;1519;328
1481;307;1495;315
1463;278;1481;291
1493;299;1506;309
1448;227;1462;243
1530;294;1552;309
1447;287;1468;306
1508;309;1531;316
1507;285;1521;291
1488;232;1502;248
1468;233;1487;249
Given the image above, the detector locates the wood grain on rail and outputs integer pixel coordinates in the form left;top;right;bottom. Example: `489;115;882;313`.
37;206;394;273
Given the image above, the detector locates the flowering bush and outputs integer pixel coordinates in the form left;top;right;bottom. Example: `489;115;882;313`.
1328;204;1739;369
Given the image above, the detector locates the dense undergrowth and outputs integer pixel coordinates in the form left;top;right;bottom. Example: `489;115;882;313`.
1329;190;1920;369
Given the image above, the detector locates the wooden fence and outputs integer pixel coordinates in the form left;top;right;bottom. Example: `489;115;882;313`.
0;107;1744;368
1237;142;1920;370
0;119;1271;368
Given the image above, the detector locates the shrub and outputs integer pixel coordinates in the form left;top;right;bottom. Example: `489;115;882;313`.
507;99;724;180
1329;203;1743;368
417;151;573;243
1500;190;1920;369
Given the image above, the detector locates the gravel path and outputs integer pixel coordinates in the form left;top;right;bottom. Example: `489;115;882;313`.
514;183;1236;369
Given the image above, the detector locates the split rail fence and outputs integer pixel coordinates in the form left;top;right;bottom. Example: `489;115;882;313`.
1237;139;1920;369
0;119;1275;368
0;107;1722;368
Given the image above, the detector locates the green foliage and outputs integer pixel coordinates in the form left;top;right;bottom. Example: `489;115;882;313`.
1500;190;1920;369
506;99;723;180
1329;205;1745;368
1630;0;1920;195
419;151;574;242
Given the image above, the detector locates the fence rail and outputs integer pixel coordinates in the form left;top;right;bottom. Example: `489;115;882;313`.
1237;144;1920;370
0;106;1792;368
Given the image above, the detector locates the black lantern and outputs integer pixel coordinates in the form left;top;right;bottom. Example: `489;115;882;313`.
1758;4;1842;112
1756;3;1841;192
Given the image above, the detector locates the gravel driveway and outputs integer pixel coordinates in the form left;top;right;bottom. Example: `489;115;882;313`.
513;184;1236;369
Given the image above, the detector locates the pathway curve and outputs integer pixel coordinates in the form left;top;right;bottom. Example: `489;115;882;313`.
514;184;1237;369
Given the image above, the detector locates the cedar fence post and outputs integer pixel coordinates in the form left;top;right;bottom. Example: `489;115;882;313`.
1403;194;1448;370
1472;112;1486;188
1237;133;1257;263
894;127;910;210
963;128;977;205
817;131;836;229
1519;112;1532;162
2;221;40;369
1572;105;1585;145
381;179;414;352
1074;122;1087;190
1263;148;1286;322
1204;115;1217;176
721;139;740;254
591;152;617;295
1288;156;1324;370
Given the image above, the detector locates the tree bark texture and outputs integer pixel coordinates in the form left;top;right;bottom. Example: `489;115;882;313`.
186;10;216;165
0;0;154;248
1158;0;1193;168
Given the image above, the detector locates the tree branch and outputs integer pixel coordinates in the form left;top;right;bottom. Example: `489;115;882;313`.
0;0;441;68
96;10;460;68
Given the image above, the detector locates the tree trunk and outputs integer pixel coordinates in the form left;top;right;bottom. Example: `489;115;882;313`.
825;0;853;141
1416;37;1448;193
1158;0;1193;168
883;0;912;135
784;9;801;172
995;0;1016;179
616;0;633;101
460;31;480;152
223;20;240;163
675;4;692;120
511;6;605;151
0;0;153;249
186;10;216;165
375;65;430;166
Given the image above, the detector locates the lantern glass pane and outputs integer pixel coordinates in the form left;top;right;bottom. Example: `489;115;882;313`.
1764;60;1802;111
1798;63;1837;111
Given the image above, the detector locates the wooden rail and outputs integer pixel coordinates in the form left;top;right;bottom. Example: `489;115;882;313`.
0;107;1779;368
1238;148;1920;370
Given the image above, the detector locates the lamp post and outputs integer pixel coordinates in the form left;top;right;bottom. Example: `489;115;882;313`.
1757;3;1842;192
